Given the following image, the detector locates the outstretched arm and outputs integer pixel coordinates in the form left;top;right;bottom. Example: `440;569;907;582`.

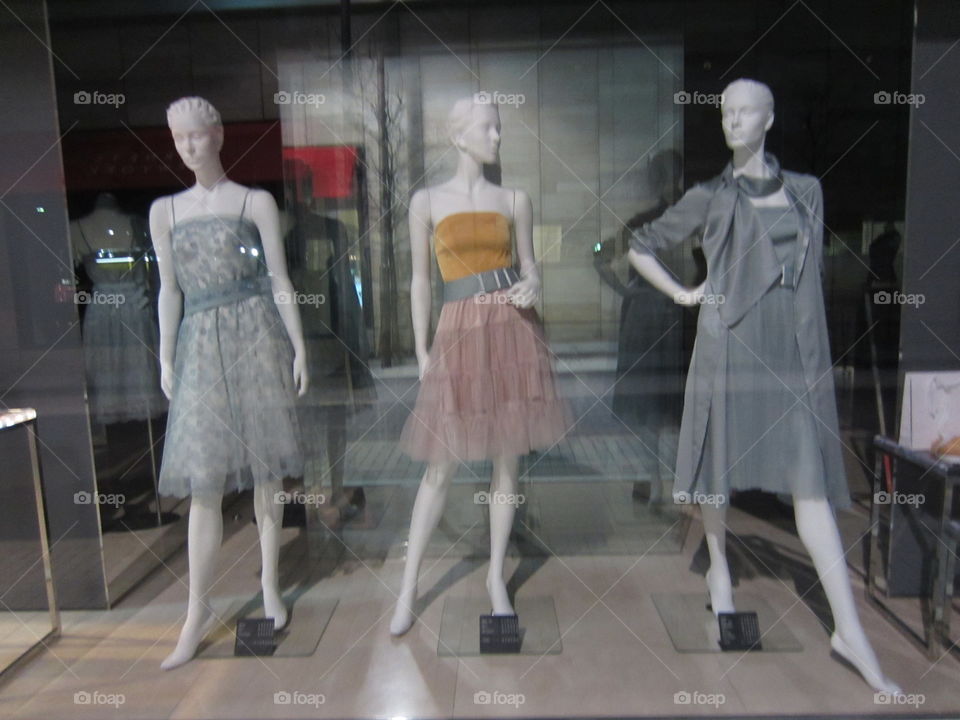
252;189;309;396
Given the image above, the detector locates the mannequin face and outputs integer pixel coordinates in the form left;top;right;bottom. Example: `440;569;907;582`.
169;113;223;173
455;104;501;164
720;84;774;153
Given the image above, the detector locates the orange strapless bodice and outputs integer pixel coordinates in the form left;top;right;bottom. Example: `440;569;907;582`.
434;211;512;282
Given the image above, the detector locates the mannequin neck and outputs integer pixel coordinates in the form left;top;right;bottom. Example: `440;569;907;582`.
192;160;228;191
452;152;489;195
731;144;772;179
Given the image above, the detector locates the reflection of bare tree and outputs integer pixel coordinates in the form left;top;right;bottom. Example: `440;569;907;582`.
355;45;405;366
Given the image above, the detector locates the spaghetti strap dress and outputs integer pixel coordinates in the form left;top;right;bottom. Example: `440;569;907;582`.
157;192;303;498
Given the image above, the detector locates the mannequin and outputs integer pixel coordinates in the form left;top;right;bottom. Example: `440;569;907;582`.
628;79;900;694
150;97;308;670
71;193;165;425
390;96;569;636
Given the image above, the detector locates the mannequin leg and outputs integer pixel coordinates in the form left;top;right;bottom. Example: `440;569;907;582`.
161;493;223;670
793;497;901;693
254;480;288;630
390;460;456;636
486;454;519;615
700;502;735;614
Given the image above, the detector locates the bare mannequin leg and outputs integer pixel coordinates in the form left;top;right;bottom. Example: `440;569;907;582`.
699;501;735;614
390;460;457;636
793;497;901;694
161;494;223;670
486;454;519;615
254;480;287;630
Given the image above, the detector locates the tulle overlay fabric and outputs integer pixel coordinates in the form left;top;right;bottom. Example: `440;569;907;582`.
158;215;303;498
399;289;572;463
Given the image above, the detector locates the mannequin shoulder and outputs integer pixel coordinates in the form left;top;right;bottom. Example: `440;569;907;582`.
245;187;279;215
783;170;822;192
148;195;174;226
783;171;823;206
409;188;432;217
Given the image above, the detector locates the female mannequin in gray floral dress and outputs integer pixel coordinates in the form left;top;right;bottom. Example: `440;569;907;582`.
150;97;308;670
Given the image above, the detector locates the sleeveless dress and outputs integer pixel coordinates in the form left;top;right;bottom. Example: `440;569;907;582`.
398;211;571;463
695;203;825;499
157;194;303;498
79;248;166;424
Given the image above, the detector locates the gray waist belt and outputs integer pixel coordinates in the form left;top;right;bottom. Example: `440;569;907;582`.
183;276;272;316
442;266;520;303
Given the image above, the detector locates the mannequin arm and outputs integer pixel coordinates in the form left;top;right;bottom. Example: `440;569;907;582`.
507;190;539;309
149;197;182;400
408;189;433;377
251;190;309;396
627;182;713;306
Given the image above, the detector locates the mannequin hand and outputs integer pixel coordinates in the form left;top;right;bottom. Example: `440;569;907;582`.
416;350;431;381
160;362;175;400
673;282;706;307
507;275;540;309
293;352;309;396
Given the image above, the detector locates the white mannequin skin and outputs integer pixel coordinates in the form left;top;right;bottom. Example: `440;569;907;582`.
390;99;538;636
149;99;309;670
627;80;901;694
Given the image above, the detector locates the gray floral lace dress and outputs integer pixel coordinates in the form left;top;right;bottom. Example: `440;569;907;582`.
157;193;303;498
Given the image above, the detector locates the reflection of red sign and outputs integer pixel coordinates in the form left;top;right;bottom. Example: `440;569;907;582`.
282;146;358;199
62;122;282;191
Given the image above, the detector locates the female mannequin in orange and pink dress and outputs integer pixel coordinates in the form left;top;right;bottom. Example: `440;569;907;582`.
390;96;570;636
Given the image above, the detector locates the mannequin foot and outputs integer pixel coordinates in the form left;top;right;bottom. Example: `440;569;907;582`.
161;607;216;671
390;585;416;636
263;586;288;631
486;573;515;616
830;631;902;695
705;565;734;615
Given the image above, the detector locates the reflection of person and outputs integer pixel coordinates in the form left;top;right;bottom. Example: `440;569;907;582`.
593;157;685;502
150;97;308;670
628;79;900;694
390;96;570;636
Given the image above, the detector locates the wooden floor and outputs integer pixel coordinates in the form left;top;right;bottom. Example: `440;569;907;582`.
1;490;958;719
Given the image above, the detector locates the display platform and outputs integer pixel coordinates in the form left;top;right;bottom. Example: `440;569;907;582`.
653;592;803;652
198;592;337;659
437;595;561;656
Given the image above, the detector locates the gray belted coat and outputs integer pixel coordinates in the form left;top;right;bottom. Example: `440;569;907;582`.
630;163;850;507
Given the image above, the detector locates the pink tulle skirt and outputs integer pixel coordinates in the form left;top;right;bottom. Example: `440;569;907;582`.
399;289;572;464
